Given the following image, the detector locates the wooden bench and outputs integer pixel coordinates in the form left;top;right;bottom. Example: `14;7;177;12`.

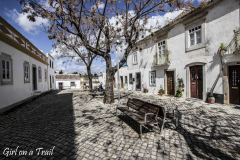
116;98;166;138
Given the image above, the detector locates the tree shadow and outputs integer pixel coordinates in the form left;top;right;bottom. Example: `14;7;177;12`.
0;91;78;159
175;107;240;160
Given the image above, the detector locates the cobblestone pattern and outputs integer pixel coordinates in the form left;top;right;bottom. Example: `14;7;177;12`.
0;90;239;160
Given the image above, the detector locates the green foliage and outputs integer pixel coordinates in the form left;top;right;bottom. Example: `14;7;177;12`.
175;78;184;98
143;88;148;93
158;85;165;96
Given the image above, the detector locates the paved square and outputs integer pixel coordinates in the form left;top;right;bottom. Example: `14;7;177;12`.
0;90;239;160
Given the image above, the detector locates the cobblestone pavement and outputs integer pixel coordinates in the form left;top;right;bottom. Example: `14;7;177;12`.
0;90;240;160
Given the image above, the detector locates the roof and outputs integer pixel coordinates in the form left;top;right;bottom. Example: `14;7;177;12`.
0;16;48;64
56;74;99;80
56;74;82;80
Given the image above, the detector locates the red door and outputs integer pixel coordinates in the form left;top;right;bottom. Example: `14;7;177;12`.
229;65;240;104
190;65;203;99
166;71;175;95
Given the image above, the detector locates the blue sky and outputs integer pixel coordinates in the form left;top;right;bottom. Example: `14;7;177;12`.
0;0;53;54
0;0;202;73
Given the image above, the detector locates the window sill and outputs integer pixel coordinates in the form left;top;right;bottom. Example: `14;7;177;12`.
186;43;205;52
149;84;156;87
1;80;13;85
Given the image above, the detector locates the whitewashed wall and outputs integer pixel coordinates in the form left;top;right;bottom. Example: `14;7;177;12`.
47;55;56;90
0;41;49;109
115;0;240;100
55;79;81;90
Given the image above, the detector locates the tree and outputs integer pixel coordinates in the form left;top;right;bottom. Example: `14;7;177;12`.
20;0;191;103
53;35;97;91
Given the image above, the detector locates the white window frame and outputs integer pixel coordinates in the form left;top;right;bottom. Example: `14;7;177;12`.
23;61;30;83
189;25;202;46
70;81;75;86
185;20;205;52
0;53;13;85
149;71;156;86
44;69;47;82
38;66;42;82
132;52;138;65
158;40;166;55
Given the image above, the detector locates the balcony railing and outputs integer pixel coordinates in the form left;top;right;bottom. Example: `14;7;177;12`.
153;51;170;66
224;30;240;55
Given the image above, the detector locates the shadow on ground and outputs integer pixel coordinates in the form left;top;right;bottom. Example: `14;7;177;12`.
0;91;77;159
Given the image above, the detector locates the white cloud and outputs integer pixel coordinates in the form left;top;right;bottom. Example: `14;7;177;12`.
6;9;48;34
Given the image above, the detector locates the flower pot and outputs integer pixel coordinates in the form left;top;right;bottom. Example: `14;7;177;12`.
208;96;215;104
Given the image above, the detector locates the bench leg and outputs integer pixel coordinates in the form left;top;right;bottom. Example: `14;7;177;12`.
139;125;142;139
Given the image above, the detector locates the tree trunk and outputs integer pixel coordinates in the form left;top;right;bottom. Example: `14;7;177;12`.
104;56;115;104
87;66;93;91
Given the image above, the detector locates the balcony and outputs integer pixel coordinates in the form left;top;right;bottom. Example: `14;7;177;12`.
224;30;240;55
153;51;170;66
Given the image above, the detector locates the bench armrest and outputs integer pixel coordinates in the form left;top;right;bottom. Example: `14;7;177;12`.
144;113;157;123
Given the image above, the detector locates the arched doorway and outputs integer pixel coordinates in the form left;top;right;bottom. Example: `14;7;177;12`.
190;65;203;99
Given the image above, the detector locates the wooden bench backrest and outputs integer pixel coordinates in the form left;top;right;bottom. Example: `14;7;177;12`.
139;101;159;115
127;98;160;115
127;98;145;111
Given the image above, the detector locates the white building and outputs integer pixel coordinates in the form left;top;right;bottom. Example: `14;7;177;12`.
55;74;82;90
0;17;55;112
47;54;56;90
115;0;240;104
55;74;101;90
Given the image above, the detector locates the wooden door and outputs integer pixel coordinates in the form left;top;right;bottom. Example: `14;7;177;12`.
136;72;141;90
166;71;175;95
120;76;124;88
58;82;63;90
229;65;240;104
190;65;203;99
32;66;37;91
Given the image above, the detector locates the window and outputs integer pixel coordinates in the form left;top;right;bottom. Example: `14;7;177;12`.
49;60;51;68
0;53;13;85
38;66;42;82
23;61;30;83
158;40;166;55
125;76;128;84
44;69;47;81
149;71;156;86
70;82;75;86
129;73;133;84
52;61;54;68
132;53;137;64
189;25;202;46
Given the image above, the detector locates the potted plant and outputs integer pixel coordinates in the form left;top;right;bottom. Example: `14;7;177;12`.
207;93;215;104
158;85;165;96
143;88;148;93
175;78;184;98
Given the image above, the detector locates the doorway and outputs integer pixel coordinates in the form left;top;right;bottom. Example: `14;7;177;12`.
136;72;141;91
50;76;52;89
120;76;124;88
58;82;63;90
190;65;203;99
229;65;240;104
32;65;37;91
166;71;175;95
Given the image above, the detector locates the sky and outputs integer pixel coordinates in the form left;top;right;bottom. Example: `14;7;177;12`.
0;0;202;74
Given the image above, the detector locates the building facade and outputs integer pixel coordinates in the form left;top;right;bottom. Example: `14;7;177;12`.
0;17;55;111
115;0;240;104
47;54;56;90
55;74;100;90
